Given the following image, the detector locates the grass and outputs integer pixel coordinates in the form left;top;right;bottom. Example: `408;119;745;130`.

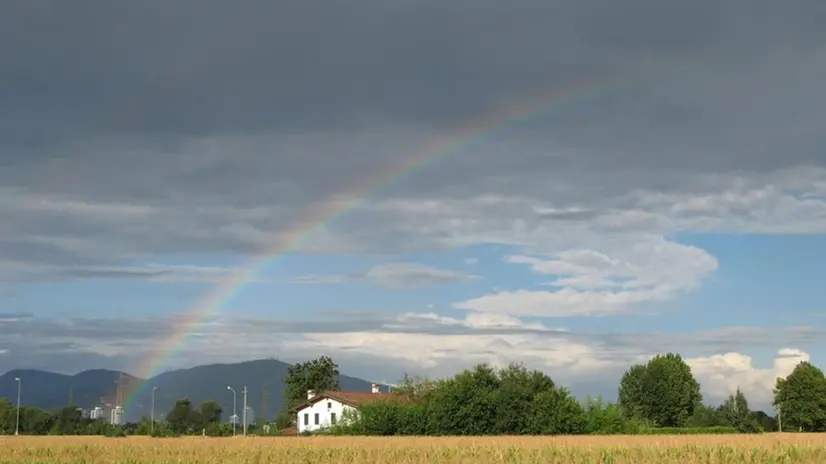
2;434;826;463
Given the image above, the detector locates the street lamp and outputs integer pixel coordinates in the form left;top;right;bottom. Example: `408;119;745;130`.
227;386;236;436
14;377;21;435
151;387;158;434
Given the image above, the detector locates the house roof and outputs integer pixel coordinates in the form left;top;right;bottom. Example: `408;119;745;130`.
293;390;409;412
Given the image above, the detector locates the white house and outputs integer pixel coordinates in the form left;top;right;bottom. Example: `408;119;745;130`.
295;383;393;433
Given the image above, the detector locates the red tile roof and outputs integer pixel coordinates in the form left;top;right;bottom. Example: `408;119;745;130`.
323;391;394;406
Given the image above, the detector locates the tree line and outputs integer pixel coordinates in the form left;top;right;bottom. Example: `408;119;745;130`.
0;396;262;436
2;352;824;436
283;353;825;436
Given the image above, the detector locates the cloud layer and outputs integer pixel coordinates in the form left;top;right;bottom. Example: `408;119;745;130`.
0;310;820;408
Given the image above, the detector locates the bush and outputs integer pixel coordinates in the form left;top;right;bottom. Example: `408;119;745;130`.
636;426;741;435
104;427;127;437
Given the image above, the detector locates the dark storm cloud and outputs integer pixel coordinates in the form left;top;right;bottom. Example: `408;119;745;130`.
0;0;635;135
2;0;824;178
1;0;824;137
1;0;826;270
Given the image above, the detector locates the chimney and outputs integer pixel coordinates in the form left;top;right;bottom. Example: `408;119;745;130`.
307;389;315;400
371;383;380;394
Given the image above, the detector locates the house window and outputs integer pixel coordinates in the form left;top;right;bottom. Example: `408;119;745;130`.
331;413;337;424
303;413;308;426
314;413;319;425
327;402;332;409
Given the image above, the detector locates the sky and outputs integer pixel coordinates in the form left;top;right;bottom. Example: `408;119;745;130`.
2;0;826;410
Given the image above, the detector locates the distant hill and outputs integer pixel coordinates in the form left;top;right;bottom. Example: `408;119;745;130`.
0;359;381;423
0;368;131;411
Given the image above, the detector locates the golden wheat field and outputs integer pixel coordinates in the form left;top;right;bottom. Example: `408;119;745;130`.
2;434;826;463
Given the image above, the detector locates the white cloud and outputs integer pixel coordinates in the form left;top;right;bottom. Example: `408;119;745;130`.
453;237;718;317
687;348;810;406
290;328;613;378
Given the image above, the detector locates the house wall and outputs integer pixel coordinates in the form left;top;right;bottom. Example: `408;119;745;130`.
296;397;356;433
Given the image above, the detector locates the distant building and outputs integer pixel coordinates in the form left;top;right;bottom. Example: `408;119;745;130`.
90;407;105;420
244;406;255;427
110;406;124;425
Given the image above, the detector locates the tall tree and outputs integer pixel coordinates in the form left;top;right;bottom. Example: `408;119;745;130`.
618;353;702;427
721;388;760;432
200;400;223;425
51;406;84;435
283;356;341;411
618;364;647;420
392;373;437;398
774;361;826;432
166;399;202;434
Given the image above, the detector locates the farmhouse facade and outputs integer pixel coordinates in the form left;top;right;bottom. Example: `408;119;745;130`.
294;383;392;433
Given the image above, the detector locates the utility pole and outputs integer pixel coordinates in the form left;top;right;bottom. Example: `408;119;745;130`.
778;405;782;432
68;383;73;406
151;387;158;434
242;386;249;436
227;386;236;436
14;377;21;435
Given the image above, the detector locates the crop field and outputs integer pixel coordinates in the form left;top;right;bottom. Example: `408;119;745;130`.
2;434;826;463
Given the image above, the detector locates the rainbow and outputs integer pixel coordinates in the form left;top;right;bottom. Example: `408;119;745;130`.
123;77;625;409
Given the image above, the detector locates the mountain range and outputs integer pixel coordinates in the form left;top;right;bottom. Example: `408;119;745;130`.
0;359;381;423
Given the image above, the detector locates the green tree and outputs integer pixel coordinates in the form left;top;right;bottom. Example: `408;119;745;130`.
687;403;725;427
721;388;760;432
525;386;585;435
752;410;777;432
200;400;223;425
51;406;84;435
283;356;341;412
618;364;647;420
0;398;15;434
618;353;702;427
20;406;55;434
166;399;202;434
427;364;501;435
773;361;826;432
722;389;748;427
491;364;544;434
583;396;638;434
392;373;437;398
